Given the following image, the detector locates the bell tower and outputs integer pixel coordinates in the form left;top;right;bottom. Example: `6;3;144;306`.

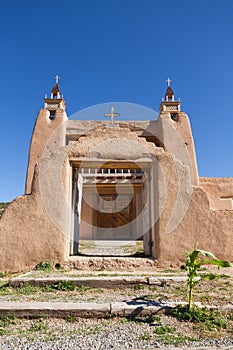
44;75;66;118
25;76;68;194
159;78;181;118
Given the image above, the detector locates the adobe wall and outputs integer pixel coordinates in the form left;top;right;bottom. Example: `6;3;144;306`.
25;109;67;194
158;112;199;185
0;166;68;273
155;154;233;266
1;122;233;272
199;177;233;210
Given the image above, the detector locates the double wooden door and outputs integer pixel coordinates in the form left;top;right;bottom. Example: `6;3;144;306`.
98;194;135;229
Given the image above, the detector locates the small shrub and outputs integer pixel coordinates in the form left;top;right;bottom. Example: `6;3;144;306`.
35;261;53;272
53;280;75;291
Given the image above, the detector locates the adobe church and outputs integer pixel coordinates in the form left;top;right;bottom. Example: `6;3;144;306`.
0;78;233;272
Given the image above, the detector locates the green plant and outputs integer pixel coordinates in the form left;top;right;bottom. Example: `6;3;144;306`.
154;324;176;334
120;317;129;324
52;280;75;291
77;285;92;292
227;311;233;321
35;261;53;272
0;271;8;278
29;319;49;332
186;247;232;310
0;314;17;335
15;283;41;295
158;333;199;346
134;284;144;290
145;314;161;324
170;304;227;330
65;315;77;323
139;332;152;340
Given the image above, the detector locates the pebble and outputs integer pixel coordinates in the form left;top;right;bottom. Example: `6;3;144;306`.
1;318;233;349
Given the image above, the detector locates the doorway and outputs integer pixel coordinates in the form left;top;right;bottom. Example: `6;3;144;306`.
70;162;153;257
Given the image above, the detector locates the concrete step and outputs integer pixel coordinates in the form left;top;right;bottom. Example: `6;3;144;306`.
66;255;158;271
8;275;189;288
0;301;167;318
0;301;232;319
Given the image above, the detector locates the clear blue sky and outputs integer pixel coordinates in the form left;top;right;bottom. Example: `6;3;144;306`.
0;0;233;202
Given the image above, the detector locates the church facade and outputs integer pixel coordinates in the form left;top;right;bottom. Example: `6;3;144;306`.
0;80;233;272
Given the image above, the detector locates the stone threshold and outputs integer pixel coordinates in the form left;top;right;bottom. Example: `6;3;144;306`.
8;275;193;288
0;301;232;319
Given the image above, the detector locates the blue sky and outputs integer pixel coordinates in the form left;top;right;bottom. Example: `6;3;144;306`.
0;0;233;202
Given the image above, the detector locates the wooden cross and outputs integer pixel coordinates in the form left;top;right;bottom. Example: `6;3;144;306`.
166;78;172;87
55;75;60;84
104;106;120;127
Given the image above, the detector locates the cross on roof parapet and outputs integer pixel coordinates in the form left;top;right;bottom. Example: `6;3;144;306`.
104;106;120;128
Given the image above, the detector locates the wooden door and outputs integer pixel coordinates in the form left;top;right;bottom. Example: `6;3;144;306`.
98;194;135;228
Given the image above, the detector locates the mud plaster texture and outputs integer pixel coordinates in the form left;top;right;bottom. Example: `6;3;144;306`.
0;166;67;272
1;110;233;272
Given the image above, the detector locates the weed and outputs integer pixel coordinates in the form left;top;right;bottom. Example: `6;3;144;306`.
0;314;17;335
0;271;8;278
139;332;152;340
170;305;227;330
157;294;169;301
154;324;176;334
65;315;77;323
77;285;92;293
29;319;48;332
52;280;75;291
158;333;199;346
134;284;144;290
227;311;233;321
15;283;40;295
0;314;16;327
120;317;129;324
42;285;54;293
94;288;104;293
84;325;101;335
120;315;160;325
35;261;53;272
0;282;9;295
145;314;161;324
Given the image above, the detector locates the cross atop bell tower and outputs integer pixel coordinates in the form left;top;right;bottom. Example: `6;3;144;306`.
44;75;66;111
160;78;181;115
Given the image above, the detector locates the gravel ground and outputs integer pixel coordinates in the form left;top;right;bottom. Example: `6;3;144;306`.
1;316;233;350
79;240;143;257
1;266;233;348
1;279;232;307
